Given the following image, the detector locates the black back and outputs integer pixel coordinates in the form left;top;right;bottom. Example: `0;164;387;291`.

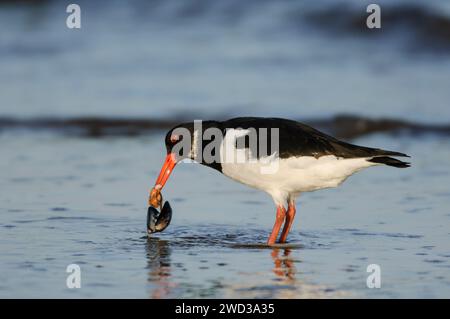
221;117;408;159
166;117;409;173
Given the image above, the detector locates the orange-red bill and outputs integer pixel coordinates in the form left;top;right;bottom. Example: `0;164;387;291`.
154;153;177;189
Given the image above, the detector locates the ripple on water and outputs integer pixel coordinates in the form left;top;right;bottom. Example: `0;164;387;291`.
240;200;265;206
423;259;446;264
104;203;133;207
230;243;304;249
13;219;40;224
7;209;25;213
338;228;423;239
46;216;98;221
350;231;423;239
146;225;328;251
406;207;432;214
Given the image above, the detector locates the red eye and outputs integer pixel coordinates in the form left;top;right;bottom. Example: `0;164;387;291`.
170;135;179;143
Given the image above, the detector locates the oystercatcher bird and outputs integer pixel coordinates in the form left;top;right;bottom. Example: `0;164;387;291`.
150;117;409;245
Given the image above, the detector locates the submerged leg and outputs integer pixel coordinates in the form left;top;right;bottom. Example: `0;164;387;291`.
267;205;286;245
278;201;296;243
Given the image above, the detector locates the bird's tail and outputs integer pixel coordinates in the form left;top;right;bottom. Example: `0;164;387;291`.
368;156;411;168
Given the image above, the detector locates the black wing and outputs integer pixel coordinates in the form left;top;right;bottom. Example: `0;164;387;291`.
221;117;409;159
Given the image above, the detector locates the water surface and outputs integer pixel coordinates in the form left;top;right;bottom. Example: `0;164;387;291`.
1;0;450;298
1;132;449;298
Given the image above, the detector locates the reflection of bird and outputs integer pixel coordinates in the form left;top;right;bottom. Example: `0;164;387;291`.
271;249;295;281
146;238;172;299
150;117;410;245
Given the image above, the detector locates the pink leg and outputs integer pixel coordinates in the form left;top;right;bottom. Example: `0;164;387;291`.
278;201;296;243
267;206;286;245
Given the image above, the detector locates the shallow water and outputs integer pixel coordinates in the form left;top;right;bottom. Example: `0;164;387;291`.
1;132;449;298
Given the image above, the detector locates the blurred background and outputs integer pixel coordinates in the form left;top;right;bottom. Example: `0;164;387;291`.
1;0;450;122
1;0;450;298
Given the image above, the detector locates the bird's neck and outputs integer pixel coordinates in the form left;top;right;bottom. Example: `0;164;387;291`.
189;120;224;173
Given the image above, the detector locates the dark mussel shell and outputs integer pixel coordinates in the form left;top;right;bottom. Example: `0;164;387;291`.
147;206;159;233
147;201;172;234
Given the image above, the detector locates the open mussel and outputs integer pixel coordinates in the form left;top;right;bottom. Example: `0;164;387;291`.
147;201;172;234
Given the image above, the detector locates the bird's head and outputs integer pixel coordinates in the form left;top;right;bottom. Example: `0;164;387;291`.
153;121;221;192
163;122;195;160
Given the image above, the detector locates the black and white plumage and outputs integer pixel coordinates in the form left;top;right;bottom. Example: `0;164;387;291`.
152;117;410;245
